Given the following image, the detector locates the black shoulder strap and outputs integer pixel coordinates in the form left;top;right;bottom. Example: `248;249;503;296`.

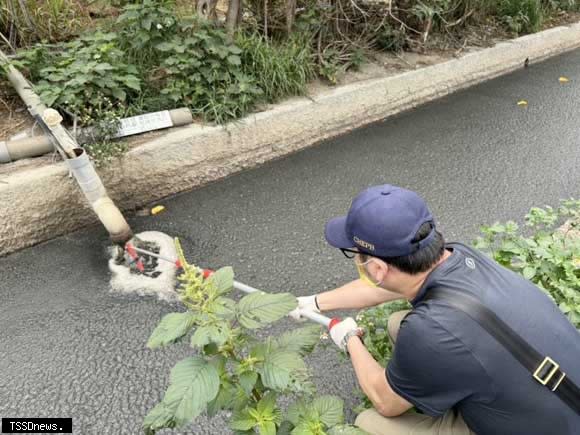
423;287;580;415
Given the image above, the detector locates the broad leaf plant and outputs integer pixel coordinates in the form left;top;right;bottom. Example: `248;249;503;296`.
143;239;367;435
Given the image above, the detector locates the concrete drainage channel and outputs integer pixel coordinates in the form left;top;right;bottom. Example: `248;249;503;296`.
1;22;580;257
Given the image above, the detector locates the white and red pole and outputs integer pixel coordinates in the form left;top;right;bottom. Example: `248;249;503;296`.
124;243;340;329
201;268;339;329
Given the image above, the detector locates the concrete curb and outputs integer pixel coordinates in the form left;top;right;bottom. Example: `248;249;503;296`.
2;22;580;256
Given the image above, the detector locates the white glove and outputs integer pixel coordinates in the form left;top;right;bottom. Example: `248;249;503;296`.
288;295;320;321
329;317;361;352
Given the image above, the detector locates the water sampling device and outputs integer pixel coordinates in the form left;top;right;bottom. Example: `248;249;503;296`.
109;231;339;329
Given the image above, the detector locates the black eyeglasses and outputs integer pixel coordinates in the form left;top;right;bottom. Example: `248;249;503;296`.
340;248;362;259
340;248;393;262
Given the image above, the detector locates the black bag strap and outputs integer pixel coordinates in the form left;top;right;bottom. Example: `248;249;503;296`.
423;287;580;415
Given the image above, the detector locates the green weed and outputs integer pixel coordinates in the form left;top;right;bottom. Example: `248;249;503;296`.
142;240;367;435
236;31;316;102
0;0;88;47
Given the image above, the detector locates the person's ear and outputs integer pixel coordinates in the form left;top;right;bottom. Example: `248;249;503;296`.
374;260;389;284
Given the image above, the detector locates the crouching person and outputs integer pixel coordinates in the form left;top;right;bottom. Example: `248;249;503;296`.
290;184;580;435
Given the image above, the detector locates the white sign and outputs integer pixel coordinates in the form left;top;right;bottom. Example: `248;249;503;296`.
117;110;173;137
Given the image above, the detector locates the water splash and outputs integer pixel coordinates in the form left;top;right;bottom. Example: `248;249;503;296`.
108;231;179;301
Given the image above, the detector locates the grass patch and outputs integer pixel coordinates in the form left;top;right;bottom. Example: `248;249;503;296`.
237;31;316;103
1;0;90;48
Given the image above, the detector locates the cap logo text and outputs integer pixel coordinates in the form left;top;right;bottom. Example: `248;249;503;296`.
353;236;375;251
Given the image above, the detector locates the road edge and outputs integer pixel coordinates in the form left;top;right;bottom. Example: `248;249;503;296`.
2;22;580;256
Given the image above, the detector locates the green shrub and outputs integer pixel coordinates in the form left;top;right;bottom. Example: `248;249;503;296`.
79;99;128;167
473;199;580;327
236;32;316;103
113;1;266;122
542;0;580;11
151;20;263;123
30;32;141;119
7;43;57;80
143;239;367;435
83;139;128;167
115;0;179;64
13;6;264;124
500;0;543;34
375;25;407;53
10;32;139;165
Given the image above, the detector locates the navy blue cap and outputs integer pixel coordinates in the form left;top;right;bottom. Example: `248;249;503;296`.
325;184;436;257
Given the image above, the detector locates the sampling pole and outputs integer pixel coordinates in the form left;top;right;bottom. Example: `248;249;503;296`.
123;243;341;329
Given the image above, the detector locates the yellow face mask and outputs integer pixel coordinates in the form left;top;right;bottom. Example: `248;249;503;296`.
355;255;381;288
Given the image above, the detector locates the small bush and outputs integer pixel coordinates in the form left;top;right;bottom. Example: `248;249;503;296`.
115;0;179;64
142;239;367;435
473;199;580;328
11;31;140;165
150;20;263;123
500;0;543;34
375;25;407;53
543;0;580;11
30;32;141;119
13;5;264;124
84;140;128;167
79;99;128;167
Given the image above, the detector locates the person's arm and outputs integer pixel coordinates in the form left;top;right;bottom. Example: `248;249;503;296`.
329;319;412;417
316;279;403;311
346;335;413;417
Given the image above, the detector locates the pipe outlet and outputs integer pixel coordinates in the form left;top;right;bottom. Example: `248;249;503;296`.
66;148;132;244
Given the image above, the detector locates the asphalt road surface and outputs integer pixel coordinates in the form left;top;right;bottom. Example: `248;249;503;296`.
1;49;580;434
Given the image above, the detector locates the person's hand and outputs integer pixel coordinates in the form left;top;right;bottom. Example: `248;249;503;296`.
329;317;362;352
288;295;320;321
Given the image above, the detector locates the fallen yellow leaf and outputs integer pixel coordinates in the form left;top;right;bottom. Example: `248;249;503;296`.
517;100;528;106
559;76;570;83
151;205;166;215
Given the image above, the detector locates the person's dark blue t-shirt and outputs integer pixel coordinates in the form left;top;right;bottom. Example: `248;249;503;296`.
386;242;580;435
